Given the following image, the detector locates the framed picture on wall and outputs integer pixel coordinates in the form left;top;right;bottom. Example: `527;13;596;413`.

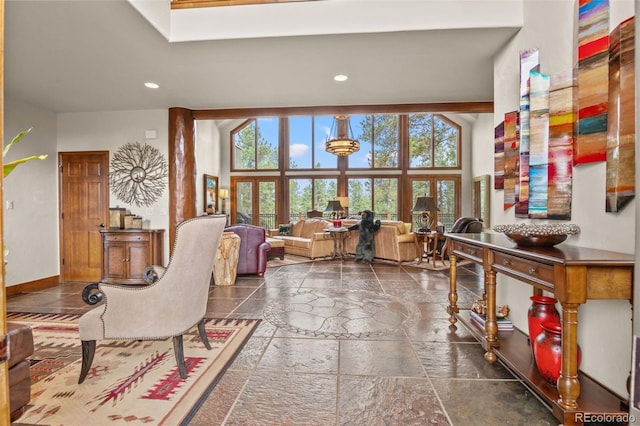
204;174;218;214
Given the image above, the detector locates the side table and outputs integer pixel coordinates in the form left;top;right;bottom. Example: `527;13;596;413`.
414;231;445;267
325;227;350;261
213;232;241;285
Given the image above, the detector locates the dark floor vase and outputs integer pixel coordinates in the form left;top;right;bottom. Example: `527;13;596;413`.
527;295;561;352
533;321;581;386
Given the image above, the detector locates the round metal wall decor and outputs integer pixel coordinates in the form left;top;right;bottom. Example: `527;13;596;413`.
109;142;168;207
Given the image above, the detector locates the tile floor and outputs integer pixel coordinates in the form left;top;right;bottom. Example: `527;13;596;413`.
7;259;559;425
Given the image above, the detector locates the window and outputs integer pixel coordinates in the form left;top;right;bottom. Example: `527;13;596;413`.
409;114;460;168
350;114;399;169
288;177;338;221
347;177;399;220
288;115;337;169
232;118;279;170
410;176;460;230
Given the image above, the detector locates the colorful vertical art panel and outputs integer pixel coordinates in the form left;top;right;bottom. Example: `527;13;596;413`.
516;49;540;217
606;17;635;212
528;71;550;218
494;122;505;190
503;111;519;210
576;0;609;164
547;70;575;220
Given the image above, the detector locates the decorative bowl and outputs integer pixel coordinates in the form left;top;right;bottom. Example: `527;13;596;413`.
492;223;580;247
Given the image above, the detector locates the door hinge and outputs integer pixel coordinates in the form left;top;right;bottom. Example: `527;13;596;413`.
61;258;64;265
59;164;63;173
61;212;64;220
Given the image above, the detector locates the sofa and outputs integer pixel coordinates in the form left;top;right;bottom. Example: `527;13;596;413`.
269;218;334;259
225;224;270;276
7;322;34;421
342;219;417;264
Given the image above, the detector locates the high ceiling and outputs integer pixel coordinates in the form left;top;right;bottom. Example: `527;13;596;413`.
5;0;521;114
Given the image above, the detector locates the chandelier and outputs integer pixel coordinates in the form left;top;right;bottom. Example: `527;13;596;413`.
325;115;360;156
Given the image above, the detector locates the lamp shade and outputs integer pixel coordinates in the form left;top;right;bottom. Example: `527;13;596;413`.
324;200;343;212
412;196;438;212
335;196;350;208
218;188;229;199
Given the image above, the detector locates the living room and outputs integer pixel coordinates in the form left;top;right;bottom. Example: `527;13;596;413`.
2;0;639;423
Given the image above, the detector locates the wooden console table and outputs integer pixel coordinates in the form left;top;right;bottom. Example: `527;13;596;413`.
445;232;633;425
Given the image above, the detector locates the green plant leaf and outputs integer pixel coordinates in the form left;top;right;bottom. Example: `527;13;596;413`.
3;127;32;158
4;155;48;178
3;128;48;178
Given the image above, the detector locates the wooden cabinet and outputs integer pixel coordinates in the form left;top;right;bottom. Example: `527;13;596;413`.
101;229;164;285
445;232;633;425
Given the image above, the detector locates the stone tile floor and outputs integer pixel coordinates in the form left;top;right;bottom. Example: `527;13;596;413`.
7;259;558;425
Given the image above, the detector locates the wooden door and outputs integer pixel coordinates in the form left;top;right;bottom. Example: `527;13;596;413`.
59;152;109;282
127;242;149;282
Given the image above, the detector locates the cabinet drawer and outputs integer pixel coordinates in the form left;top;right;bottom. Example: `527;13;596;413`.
493;252;555;288
451;241;483;263
103;233;150;243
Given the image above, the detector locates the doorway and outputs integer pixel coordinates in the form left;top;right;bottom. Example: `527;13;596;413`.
232;177;279;229
58;151;109;282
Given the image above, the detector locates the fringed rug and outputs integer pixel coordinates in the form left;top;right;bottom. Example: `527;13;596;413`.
8;313;260;426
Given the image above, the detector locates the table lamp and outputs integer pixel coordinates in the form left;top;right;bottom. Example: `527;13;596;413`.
219;188;229;214
411;196;439;232
325;200;344;227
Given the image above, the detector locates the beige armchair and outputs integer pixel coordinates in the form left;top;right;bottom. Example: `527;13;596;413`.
77;215;227;383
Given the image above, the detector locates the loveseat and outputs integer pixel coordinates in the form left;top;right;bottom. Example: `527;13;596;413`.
342;219;417;264
269;218;333;259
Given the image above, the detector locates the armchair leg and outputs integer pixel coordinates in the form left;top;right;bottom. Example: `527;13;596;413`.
78;340;96;384
197;319;212;350
173;335;187;379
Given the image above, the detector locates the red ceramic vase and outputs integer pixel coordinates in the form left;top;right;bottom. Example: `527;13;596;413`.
532;321;581;386
527;295;560;352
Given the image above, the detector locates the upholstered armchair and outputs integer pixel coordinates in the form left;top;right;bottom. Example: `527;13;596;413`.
224;224;270;276
77;215;227;383
440;217;484;259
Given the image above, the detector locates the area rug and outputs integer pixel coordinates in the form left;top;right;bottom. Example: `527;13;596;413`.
8;312;260;426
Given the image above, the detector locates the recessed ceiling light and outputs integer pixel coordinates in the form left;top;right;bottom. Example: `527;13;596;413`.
145;82;159;89
334;74;348;82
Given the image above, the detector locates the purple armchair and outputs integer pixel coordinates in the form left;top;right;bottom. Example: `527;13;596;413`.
224;224;271;276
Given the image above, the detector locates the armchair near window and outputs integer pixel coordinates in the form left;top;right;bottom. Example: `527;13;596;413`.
225;224;270;276
77;215;227;383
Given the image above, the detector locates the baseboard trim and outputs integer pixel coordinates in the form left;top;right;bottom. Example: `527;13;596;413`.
6;275;60;297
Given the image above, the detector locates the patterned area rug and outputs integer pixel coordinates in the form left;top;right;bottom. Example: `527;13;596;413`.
8;313;260;426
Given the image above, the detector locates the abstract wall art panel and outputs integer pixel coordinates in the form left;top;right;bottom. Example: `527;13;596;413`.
494;122;505;190
606;17;635;212
528;71;550;219
503;111;519;210
576;0;609;164
547;70;576;220
516;49;540;217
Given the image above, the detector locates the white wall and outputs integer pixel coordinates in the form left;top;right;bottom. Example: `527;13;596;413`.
57;109;171;257
3;96;59;286
479;0;636;398
195;120;222;216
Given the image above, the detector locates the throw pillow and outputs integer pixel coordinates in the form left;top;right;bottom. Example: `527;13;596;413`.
278;223;293;236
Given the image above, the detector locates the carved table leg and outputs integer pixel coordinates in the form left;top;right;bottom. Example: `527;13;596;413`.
484;269;498;363
558;302;580;410
447;253;459;324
